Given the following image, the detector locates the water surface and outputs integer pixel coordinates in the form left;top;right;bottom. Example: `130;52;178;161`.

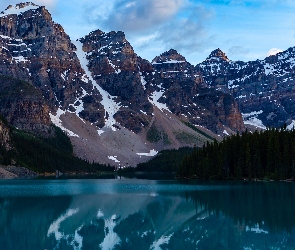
0;178;295;249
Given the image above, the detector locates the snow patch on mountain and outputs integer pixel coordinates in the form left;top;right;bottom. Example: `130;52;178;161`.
244;117;266;130
73;40;121;130
264;63;275;76
287;120;295;130
0;3;39;17
228;80;239;89
108;58;121;74
149;84;170;112
12;55;28;63
242;110;266;129
49;108;79;137
223;130;230;136
97;129;105;135
139;71;147;89
152;60;185;64
242;110;263;119
108;156;120;163
0;35;30;63
68;87;87;122
0;34;12;40
136;149;158;157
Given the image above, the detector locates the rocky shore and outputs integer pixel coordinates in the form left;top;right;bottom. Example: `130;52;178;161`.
0;165;38;179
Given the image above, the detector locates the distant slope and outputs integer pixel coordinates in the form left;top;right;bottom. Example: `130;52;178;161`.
196;48;295;129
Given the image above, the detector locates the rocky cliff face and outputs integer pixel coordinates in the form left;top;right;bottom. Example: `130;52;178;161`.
143;49;244;134
0;2;106;131
0;74;51;134
0;118;12;151
151;49;201;82
76;29;153;133
196;48;295;129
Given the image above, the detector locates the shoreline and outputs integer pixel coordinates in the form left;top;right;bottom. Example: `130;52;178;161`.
1;166;294;182
0;165;38;179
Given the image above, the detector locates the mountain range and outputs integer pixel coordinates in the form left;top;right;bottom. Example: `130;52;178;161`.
0;2;294;167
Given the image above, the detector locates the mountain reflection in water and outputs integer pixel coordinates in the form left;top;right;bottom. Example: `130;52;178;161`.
0;179;295;250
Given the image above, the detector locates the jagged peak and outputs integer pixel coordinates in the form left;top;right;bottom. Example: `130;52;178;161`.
206;48;229;62
0;2;40;17
83;29;105;39
82;29;126;43
162;48;179;56
152;48;187;64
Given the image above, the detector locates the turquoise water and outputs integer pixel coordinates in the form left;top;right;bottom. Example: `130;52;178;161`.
0;178;295;249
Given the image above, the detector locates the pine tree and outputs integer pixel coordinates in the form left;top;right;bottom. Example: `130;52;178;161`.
267;129;275;175
245;143;252;179
179;127;295;180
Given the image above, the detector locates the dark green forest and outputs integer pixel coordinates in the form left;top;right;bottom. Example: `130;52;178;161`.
0;125;114;173
178;128;295;180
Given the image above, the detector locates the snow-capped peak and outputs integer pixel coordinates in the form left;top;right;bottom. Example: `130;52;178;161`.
0;2;39;17
206;48;230;62
151;49;187;64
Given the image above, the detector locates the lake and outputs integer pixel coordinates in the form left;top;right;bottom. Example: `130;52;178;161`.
0;178;295;250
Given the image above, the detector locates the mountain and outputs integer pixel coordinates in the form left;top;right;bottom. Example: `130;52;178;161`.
0;2;244;167
196;48;295;129
151;48;198;80
0;2;93;134
206;48;230;62
147;49;244;134
75;29;153;133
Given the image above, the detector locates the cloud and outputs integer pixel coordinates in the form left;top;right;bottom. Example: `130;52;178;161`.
82;0;215;59
87;0;184;32
148;5;214;52
267;48;283;56
228;0;292;5
228;46;249;56
35;0;57;8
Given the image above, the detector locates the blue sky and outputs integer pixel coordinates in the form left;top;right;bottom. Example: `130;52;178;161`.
1;0;295;64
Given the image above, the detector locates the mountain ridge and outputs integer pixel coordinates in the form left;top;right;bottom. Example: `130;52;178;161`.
195;46;295;129
3;2;292;167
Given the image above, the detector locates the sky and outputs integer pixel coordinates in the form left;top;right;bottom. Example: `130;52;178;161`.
1;0;295;65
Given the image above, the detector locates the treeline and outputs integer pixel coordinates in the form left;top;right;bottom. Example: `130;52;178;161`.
178;128;295;180
0;125;114;173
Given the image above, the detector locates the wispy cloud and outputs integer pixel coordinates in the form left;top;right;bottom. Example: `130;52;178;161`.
228;46;249;57
152;5;214;52
211;0;295;7
84;0;214;58
87;0;184;32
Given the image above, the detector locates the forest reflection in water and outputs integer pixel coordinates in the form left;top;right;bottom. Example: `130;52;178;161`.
0;179;295;249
